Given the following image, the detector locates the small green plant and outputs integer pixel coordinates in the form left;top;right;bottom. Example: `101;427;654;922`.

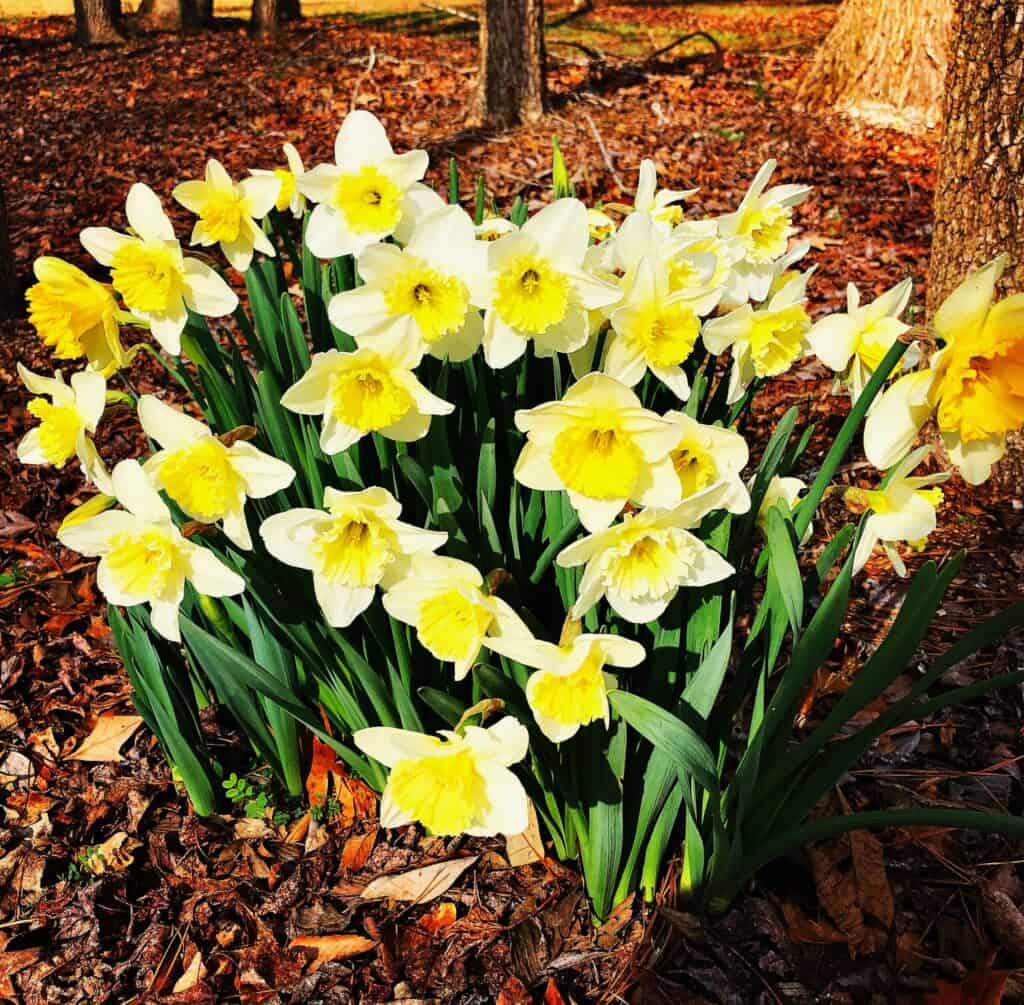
310;797;344;823
65;846;104;883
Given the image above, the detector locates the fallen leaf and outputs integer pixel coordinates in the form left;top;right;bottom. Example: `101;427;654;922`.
849;828;895;928
285;811;311;845
234;818;274;840
544;978;568;1005
172;949;207;994
418;901;457;933
341;829;377;870
68;716;143;762
923;969;1009;1004
289;934;376;973
361;856;478;904
779;899;847;945
0;751;33;787
88;832;142;874
506;800;544;867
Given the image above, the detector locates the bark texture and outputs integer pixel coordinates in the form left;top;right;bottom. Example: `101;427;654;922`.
251;0;278;35
474;0;546;129
798;0;951;132
0;182;17;319
74;0;123;45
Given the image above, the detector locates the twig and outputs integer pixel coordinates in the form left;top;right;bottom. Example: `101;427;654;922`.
421;1;477;23
350;46;377;112
547;0;594;29
644;30;724;70
582;111;625;194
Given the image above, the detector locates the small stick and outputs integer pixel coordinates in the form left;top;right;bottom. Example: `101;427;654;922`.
421;1;477;23
582;111;625;195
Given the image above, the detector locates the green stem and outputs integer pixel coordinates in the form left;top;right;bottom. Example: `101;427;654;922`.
529;513;581;585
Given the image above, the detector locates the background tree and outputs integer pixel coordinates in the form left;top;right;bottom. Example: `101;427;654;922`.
474;0;546;128
280;0;300;22
0;183;17;319
74;0;123;45
798;0;951;132
251;0;278;36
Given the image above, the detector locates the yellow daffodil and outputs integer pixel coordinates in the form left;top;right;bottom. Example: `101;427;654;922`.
605;256;721;399
702;270;813;403
383;554;530;680
514;373;682;532
329;206;487;363
663;411;751;514
260;486;447;627
80;183;238;356
484;632;645;743
251;142;307;219
556;483;734;624
173;159;280;272
672;218;747;307
17;363;112;494
807;278;913;402
717;160;811;302
631;159;697;230
865;256;1024;484
25;257;125;372
481;199;621;368
754;474;812;544
281;336;454;454
139;395;295;550
57;459;244;641
354;717;530;836
297;111;429;259
848;446;948;576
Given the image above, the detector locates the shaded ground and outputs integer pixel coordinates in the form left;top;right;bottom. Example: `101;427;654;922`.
1;3;1024;1002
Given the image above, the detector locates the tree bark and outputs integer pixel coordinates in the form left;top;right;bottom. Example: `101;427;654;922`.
0;182;18;319
251;0;278;35
798;0;951;133
930;0;1024;493
74;0;123;45
474;0;546;129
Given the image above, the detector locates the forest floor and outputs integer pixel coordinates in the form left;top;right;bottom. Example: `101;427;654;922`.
1;2;1024;1002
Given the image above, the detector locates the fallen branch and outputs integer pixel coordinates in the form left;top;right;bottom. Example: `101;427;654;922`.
644;30;724;71
421;1;477;24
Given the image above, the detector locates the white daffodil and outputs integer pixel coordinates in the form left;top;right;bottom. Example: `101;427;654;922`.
251;142;307;219
605;255;720;399
138;395;295;550
354;717;530;836
631;158;697;230
25;257;125;373
476;216;517;243
383;554;530;680
481;199;621;368
281;337;454;454
57;459;245;641
672;217;747;307
755;474;812;544
80;183;239;355
587;208;616;243
17;364;112;494
514;373;682;533
259;486;446;628
849;446;949;576
864;256;1024;483
484;632;645;743
808;278;913;402
297;111;429;259
663;411;751;514
173;160;280;272
556;483;734;625
702;270;813;404
716;160;811;302
329;206;487;363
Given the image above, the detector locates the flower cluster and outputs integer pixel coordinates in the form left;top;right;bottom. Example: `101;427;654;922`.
20;110;1024;845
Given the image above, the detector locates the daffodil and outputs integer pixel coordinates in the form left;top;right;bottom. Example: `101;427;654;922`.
138;395;295;550
383;554;530;680
717;160;811;301
587;208;616;243
484;632;645;742
556;485;734;624
672;218;747;306
251;142;307;219
476;216;517;242
354;717;530;836
297;111;429;259
328;206;487;363
755;474;812;544
281;337;454;453
605;256;720;399
57;459;245;641
807;279;913;402
25;257;124;372
631;158;697;230
702;270;813;403
17;363;112;494
80;183;239;355
259;486;447;627
514;373;681;532
663;411;751;514
848;446;948;576
865;256;1024;483
481;199;621;368
173;160;280;272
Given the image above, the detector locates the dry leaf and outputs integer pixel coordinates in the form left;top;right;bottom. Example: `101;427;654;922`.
361;856;478;903
506;800;544;867
779;899;847;945
923;969;1009;1005
285;811;311;845
290;934;376;973
69;716;143;762
341;829;377;870
849;828;895;928
234;818;273;840
88;832;142;874
0;751;34;787
172;950;207;994
418;901;457;933
0;708;18;732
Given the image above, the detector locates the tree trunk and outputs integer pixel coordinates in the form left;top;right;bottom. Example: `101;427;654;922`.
74;0;123;45
930;0;1024;493
134;0;188;30
0;182;18;319
474;0;546;129
798;0;951;133
251;0;278;35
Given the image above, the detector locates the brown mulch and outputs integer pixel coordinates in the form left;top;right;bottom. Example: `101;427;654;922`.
1;4;1024;1002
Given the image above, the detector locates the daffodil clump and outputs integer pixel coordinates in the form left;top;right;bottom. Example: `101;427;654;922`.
19;112;1024;918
